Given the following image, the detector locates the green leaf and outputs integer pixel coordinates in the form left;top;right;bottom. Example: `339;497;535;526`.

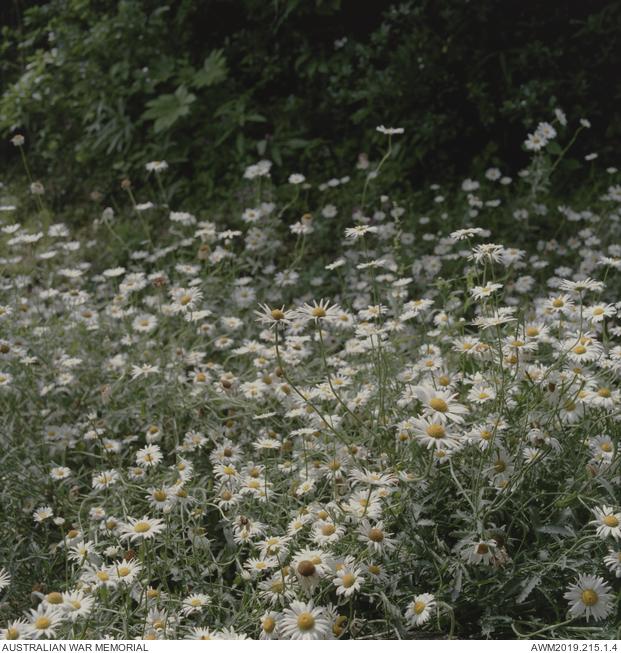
193;49;228;88
143;85;196;133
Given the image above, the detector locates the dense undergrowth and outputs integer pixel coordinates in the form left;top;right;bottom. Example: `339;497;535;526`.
0;114;620;639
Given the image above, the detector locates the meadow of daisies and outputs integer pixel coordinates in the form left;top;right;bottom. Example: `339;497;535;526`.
0;114;620;641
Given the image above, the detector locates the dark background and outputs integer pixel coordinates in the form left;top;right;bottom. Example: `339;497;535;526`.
1;0;619;206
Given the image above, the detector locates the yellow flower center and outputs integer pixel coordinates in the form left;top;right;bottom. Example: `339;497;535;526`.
581;589;598;606
46;592;63;604
552;298;564;308
297;612;316;631
311;307;327;318
426;423;445;438
597;387;611;398
6;627;19;639
271;309;285;320
429;398;448;412
603;515;619;527
322;524;336;536
601;442;613;452
341;573;356;588
179;294;192;306
134;521;151;533
368;528;384;542
117;566;131;577
414;600;426;615
96;571;109;581
572;345;587;355
263;616;276;633
153;490;167;502
526;327;539;337
34;617;51;630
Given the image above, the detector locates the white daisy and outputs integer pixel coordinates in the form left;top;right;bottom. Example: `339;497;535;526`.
564;574;613;622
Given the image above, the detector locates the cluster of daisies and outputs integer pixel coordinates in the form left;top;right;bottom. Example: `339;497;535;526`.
0;115;620;639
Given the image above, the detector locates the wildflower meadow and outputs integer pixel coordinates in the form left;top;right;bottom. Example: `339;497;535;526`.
0;1;620;644
1;113;620;641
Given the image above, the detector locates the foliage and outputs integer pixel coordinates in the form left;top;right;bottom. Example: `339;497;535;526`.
1;0;620;209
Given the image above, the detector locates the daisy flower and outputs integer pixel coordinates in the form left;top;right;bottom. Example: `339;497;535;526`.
564;574;613;621
92;469;120;490
119;516;165;542
26;604;64;639
33;506;54;523
110;559;142;584
292;549;332;594
49;466;71;480
254;303;294;327
0;568;10;592
312;520;345;546
357;520;396;554
259;611;280;640
136;444;163;468
61;591;94;622
584;303;616;322
376;125;404;135
169;286;203;313
603;549;621;578
181;593;211;616
187;627;219;640
410;416;460;450
460;539;498;565
295;299;342;324
280;600;332;640
470;283;503;300
145;160;168;173
333;565;365;598
344;225;378;240
590;506;621;540
411;385;468;423
405;593;436;627
132;314;158;333
1;619;31;640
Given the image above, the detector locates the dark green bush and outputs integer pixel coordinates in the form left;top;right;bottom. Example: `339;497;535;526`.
1;0;619;209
